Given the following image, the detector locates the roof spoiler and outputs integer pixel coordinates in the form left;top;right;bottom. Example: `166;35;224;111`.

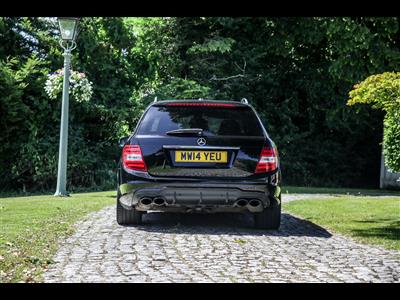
152;97;249;104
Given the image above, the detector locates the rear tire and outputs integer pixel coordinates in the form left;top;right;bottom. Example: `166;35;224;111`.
116;192;143;225
254;203;281;229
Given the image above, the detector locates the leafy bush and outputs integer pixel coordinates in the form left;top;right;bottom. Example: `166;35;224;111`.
383;112;400;173
1;17;400;192
347;72;400;172
142;78;212;102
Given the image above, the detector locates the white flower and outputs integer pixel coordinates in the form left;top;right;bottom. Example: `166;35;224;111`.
44;69;93;102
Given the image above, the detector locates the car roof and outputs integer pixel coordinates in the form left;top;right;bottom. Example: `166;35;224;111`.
152;99;249;107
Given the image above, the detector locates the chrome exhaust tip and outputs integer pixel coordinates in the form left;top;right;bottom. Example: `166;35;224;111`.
248;199;262;207
153;197;166;206
234;199;248;207
139;197;153;206
247;199;263;212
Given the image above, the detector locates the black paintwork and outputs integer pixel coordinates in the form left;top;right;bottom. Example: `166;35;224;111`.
117;100;281;212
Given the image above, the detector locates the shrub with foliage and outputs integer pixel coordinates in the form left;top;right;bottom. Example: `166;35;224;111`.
383;113;400;172
1;17;400;192
347;72;400;172
0;17;136;192
141;78;212;103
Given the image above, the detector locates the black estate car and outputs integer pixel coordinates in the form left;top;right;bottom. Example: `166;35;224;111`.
117;99;282;229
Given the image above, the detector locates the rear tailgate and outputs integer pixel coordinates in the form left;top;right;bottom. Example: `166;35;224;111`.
135;102;267;179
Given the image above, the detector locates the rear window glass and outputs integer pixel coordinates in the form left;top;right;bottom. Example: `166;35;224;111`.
137;105;264;136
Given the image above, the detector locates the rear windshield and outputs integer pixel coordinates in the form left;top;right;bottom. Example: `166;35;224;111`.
137;105;264;136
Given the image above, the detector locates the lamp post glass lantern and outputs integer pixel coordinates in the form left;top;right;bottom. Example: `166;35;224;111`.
58;18;79;41
54;17;80;197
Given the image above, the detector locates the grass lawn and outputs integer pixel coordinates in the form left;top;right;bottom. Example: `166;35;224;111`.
0;191;115;283
282;186;400;196
0;187;398;283
284;196;400;251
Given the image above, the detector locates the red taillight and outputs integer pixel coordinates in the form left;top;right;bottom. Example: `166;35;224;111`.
165;102;237;108
255;146;278;174
122;145;147;172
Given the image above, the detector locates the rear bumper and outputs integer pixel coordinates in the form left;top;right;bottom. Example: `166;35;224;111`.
118;180;281;212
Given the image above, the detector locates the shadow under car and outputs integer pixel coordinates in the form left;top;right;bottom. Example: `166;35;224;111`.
125;212;332;238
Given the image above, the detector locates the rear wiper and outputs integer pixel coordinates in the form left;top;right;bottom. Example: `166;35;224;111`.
166;128;203;136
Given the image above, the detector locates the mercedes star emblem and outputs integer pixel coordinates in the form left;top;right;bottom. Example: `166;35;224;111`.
197;137;206;146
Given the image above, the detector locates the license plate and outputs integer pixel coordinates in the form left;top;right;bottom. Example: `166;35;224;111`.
175;151;228;163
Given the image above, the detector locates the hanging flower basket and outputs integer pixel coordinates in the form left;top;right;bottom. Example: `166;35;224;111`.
44;69;93;103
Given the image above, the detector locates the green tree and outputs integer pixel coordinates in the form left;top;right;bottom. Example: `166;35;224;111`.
0;17;161;192
348;72;400;172
1;17;399;192
145;17;400;187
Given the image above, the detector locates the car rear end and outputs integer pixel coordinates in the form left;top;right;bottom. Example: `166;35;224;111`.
117;100;281;228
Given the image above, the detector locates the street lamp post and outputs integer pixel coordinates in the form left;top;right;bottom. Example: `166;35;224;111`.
54;17;80;197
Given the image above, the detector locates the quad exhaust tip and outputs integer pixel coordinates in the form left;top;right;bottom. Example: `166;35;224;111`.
248;199;262;207
234;199;263;212
139;197;166;207
247;199;263;212
139;197;152;206
153;197;166;206
235;199;248;207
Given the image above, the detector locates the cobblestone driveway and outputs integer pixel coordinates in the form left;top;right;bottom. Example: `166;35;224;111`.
44;195;400;283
